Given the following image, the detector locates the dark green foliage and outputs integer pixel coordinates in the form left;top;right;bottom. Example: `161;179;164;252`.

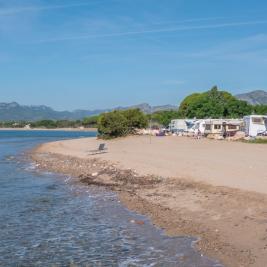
0;119;94;129
82;115;99;128
30;120;57;129
97;111;129;138
0;121;28;128
149;110;181;127
253;105;267;115
122;109;148;132
97;109;148;138
178;86;253;118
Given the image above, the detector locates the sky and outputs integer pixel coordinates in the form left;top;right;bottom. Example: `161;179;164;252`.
0;0;267;111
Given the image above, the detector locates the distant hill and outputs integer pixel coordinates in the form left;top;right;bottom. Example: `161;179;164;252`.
0;102;176;121
116;103;177;113
235;90;267;105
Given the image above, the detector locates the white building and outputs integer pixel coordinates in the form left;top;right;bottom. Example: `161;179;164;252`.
243;115;267;137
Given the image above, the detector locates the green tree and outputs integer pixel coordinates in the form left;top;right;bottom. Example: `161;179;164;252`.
149;110;181;127
97;111;129;138
31;120;57;128
253;105;267;115
97;109;148;138
178;86;252;118
82;115;99;128
122;109;148;133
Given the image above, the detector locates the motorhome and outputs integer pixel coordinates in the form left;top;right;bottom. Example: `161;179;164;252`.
169;119;196;133
204;119;243;137
191;120;206;135
243;115;267;137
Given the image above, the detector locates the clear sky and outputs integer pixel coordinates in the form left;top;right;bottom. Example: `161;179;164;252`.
1;0;267;111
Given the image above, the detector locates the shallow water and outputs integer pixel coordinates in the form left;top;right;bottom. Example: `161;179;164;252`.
0;130;223;267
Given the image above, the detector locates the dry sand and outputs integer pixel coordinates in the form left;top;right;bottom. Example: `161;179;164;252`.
33;135;267;267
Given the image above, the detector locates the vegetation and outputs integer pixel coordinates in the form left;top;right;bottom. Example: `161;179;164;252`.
178;86;256;119
148;87;266;127
82;115;99;128
0;121;28;128
97;109;148;138
1;86;266;137
148;110;181;127
0;118;98;129
243;138;267;144
253;105;267;115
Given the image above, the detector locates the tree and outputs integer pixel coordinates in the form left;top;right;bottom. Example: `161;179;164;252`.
253;105;267;115
178;86;253;118
149;110;181;127
122;109;148;133
97;109;148;138
82;115;99;128
31;120;57;128
97;111;129;138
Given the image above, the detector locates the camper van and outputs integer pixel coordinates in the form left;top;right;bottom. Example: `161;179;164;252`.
204;119;243;137
169;119;196;133
243;115;267;137
191;120;206;135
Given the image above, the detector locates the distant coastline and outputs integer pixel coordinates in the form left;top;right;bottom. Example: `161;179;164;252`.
0;127;97;132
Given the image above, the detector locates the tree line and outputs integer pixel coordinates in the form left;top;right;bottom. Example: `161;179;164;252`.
1;86;266;138
96;86;267;138
0;117;98;129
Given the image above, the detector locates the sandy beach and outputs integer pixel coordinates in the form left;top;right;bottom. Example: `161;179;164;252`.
32;135;267;267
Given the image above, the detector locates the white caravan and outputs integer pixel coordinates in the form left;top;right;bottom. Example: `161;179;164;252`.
192;120;206;135
243;115;267;137
169;119;196;133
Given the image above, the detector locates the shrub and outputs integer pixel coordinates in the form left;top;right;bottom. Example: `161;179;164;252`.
97;111;129;138
122;109;148;133
97;109;148;138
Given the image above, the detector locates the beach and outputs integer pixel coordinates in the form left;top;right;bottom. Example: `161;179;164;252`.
32;135;267;267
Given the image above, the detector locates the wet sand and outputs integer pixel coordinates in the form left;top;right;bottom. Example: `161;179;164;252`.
32;135;267;267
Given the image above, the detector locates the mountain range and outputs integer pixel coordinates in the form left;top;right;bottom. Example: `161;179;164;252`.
0;102;176;121
1;90;266;121
235;90;267;105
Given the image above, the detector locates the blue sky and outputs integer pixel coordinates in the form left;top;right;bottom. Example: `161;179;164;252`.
0;0;267;111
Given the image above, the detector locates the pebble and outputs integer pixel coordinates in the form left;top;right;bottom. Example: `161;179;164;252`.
91;172;98;177
130;219;145;225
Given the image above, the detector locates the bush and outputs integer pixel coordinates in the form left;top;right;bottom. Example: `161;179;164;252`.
97;109;148;138
82;115;99;128
97;111;129;138
122;109;148;133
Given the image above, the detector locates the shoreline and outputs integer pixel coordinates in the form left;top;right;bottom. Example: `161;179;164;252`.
31;136;267;267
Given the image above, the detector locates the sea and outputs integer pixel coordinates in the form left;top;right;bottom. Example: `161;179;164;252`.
0;130;223;267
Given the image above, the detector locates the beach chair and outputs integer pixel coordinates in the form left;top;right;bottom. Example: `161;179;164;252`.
88;143;108;155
